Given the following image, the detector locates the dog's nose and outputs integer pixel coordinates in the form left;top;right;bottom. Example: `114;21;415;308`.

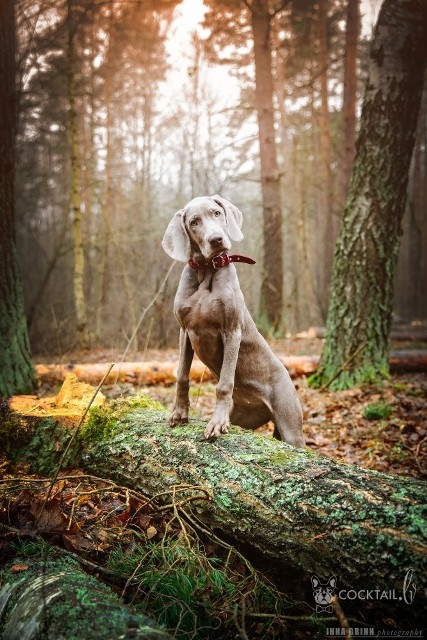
209;234;224;248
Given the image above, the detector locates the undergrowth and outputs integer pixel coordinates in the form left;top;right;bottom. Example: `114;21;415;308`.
106;522;293;639
362;401;393;421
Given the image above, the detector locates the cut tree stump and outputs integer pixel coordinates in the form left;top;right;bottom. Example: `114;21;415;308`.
4;395;426;624
0;556;173;640
35;349;427;386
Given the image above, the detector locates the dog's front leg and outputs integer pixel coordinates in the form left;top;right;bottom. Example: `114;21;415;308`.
169;328;194;426
205;329;241;439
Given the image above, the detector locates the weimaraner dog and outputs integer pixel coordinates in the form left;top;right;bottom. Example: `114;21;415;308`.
162;195;304;447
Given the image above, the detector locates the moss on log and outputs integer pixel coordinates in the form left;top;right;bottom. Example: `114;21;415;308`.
5;396;427;623
0;556;173;640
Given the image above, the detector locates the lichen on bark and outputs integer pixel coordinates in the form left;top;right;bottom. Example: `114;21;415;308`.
0;556;173;640
5;398;427;623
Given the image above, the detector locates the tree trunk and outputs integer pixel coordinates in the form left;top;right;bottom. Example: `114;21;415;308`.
6;401;426;623
311;0;427;390
316;0;334;307
250;0;284;333
338;0;360;207
0;557;173;640
67;0;89;348
394;73;427;322
0;0;35;397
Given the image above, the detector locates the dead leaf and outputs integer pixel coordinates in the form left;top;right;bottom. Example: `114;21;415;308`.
146;525;157;539
11;563;29;573
62;532;94;552
30;496;68;532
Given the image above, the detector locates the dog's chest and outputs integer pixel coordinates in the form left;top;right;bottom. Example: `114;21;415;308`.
176;288;226;333
175;268;245;337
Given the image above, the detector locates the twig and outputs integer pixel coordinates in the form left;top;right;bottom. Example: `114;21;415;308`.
191;366;208;416
114;261;176;383
233;596;250;640
35;362;115;527
319;341;367;391
141;316;153;364
331;595;352;639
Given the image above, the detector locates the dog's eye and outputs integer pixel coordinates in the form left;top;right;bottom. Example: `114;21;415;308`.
189;217;198;227
214;210;222;217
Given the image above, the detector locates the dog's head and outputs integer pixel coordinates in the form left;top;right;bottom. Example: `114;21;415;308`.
162;195;243;262
311;576;337;605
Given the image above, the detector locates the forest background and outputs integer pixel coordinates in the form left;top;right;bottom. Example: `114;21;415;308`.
1;3;427;635
11;0;427;356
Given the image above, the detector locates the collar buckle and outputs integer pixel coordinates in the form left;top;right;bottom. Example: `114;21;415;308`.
211;252;230;269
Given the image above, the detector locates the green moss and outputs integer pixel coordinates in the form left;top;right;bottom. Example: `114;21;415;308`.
0;555;167;640
81;393;166;443
0;408;35;460
392;382;409;392
15;417;80;474
309;362;390;390
363;401;393;420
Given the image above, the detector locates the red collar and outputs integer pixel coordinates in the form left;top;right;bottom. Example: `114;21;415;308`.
188;252;256;270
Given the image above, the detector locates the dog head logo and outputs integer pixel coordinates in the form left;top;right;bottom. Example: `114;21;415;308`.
311;575;337;614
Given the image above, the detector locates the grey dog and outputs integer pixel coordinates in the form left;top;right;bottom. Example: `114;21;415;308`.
162;195;304;447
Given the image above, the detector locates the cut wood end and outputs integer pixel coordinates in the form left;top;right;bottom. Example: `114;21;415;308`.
9;374;105;418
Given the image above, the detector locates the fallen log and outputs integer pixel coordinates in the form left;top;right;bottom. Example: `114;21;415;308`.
35;349;427;386
35;359;212;386
0;556;173;640
296;325;427;342
4;396;426;625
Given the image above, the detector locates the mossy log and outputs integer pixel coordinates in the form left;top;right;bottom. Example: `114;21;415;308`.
0;556;173;640
5;398;427;622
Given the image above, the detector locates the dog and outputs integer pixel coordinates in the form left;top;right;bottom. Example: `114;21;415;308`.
162;195;304;447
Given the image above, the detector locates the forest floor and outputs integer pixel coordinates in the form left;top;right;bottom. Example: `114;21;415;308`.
1;336;426;639
34;335;427;479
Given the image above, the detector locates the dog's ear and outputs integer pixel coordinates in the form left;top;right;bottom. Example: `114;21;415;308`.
211;194;244;242
311;576;320;589
162;209;190;262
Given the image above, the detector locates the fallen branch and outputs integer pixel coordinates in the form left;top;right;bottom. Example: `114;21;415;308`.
34;350;427;387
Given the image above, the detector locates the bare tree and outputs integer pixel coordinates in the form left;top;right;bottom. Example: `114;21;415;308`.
250;0;285;332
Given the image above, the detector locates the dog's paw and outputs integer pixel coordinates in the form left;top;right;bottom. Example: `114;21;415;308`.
168;410;188;426
204;417;229;439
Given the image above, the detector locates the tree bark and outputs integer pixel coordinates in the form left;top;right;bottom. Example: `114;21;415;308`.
338;0;360;207
0;0;36;397
6;402;427;623
0;557;173;640
250;0;284;332
312;0;427;389
394;74;427;322
67;0;89;348
316;0;334;307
